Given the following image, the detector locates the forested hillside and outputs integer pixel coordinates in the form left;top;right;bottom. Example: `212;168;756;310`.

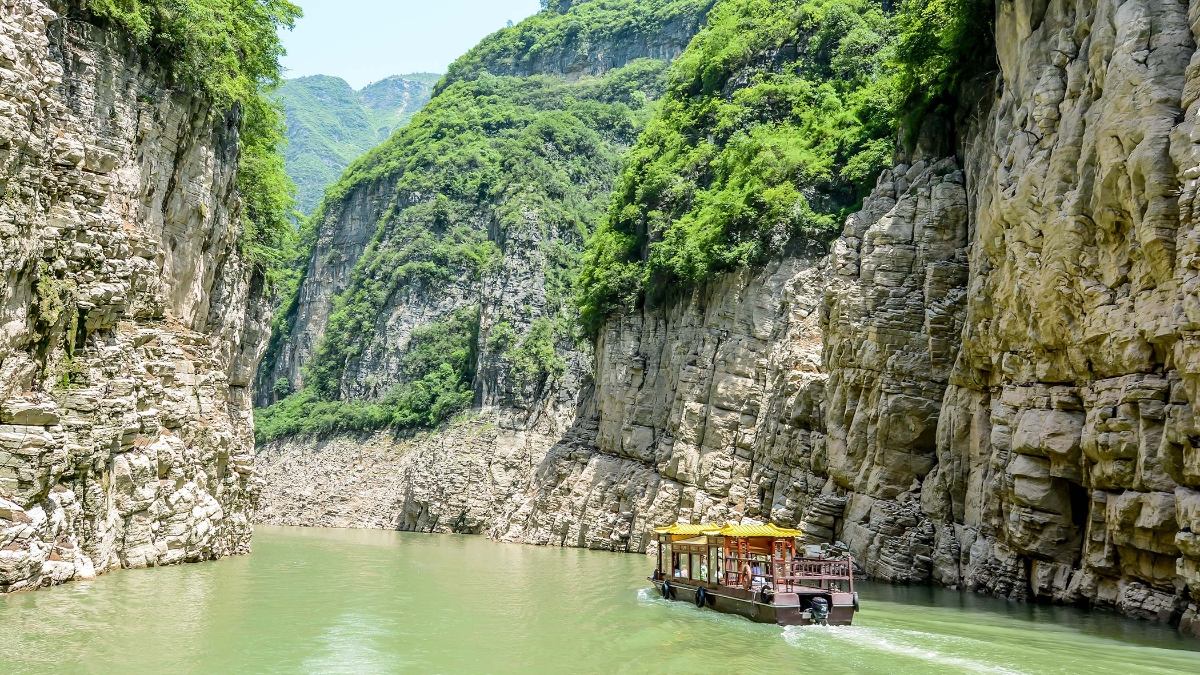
278;73;438;213
578;0;990;331
255;0;715;435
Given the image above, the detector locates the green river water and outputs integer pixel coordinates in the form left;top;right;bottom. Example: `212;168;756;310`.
1;526;1198;674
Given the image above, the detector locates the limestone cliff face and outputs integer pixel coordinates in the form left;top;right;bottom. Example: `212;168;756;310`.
927;0;1200;629
254;177;392;406
0;1;268;592
259;255;830;554
256;0;1200;635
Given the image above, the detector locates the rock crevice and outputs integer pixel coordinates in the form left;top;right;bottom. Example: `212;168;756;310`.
0;1;267;592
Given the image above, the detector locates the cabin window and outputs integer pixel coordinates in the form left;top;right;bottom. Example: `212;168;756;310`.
715;546;724;584
696;555;707;582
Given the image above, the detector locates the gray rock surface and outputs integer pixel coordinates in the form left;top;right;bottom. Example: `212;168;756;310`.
257;0;1200;636
0;0;267;592
259;255;829;554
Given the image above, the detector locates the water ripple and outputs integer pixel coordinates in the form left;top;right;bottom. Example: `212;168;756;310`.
784;625;1029;675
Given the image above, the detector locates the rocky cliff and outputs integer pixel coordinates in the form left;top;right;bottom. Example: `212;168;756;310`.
255;0;716;416
439;0;714;85
257;0;1200;636
0;0;269;592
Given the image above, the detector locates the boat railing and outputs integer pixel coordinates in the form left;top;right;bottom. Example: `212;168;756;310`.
771;557;854;592
720;555;854;593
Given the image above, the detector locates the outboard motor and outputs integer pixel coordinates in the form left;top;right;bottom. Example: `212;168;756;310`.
810;597;830;626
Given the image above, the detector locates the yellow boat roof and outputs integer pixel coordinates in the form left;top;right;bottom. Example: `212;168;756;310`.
653;523;718;535
654;522;803;538
702;523;804;538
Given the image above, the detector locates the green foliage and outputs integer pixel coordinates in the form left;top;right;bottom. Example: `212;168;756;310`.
257;61;668;442
892;0;996;123
238;93;298;279
440;0;715;92
80;0;302;277
578;0;900;333
277;74;437;213
401;307;481;383
501;317;567;392
271;377;292;399
255;308;480;443
82;0;300;106
303;61;667;397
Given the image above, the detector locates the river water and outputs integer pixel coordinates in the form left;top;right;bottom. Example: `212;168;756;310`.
1;526;1197;674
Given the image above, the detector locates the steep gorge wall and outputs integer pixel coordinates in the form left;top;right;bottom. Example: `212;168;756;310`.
0;0;268;591
463;5;711;82
921;0;1200;628
258;253;831;552
254;176;391;406
530;0;1200;631
256;0;1200;635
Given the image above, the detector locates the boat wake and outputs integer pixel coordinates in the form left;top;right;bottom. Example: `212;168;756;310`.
783;625;1028;675
636;587;664;604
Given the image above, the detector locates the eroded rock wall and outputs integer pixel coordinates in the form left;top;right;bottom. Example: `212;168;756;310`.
927;0;1200;629
458;0;715;83
259;254;832;554
254;176;396;405
0;1;267;592
253;0;1200;635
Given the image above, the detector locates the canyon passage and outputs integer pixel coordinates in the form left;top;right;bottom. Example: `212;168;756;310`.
3;0;1200;668
1;526;1198;675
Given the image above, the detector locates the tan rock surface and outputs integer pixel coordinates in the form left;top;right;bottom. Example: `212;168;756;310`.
255;0;1200;636
0;0;267;592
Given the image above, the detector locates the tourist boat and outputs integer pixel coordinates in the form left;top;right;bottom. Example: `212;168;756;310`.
648;522;858;626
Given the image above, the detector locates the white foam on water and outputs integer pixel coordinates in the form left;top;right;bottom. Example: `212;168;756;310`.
636;587;663;604
636;586;691;613
783;625;1029;675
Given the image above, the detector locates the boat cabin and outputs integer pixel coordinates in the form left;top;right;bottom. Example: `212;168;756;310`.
649;522;858;626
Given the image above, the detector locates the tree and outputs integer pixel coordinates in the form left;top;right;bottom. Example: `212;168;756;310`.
272;377;292;401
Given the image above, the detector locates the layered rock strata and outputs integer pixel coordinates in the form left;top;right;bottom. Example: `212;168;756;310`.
466;0;714;82
0;1;267;592
260;253;829;553
257;0;1200;636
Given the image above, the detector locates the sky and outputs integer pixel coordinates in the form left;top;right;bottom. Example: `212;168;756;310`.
279;0;545;89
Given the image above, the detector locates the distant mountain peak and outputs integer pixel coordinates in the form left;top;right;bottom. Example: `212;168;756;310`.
278;73;441;214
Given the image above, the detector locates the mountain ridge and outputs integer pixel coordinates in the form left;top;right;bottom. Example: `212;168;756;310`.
278;73;439;214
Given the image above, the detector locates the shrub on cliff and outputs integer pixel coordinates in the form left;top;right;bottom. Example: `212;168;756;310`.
577;0;900;333
892;0;996;126
255;308;480;443
80;0;302;279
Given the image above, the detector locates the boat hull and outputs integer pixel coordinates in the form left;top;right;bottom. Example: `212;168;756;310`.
648;578;855;626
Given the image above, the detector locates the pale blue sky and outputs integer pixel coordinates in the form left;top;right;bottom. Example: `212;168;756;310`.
280;0;544;89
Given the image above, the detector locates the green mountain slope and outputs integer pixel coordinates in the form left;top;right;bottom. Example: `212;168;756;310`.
255;0;716;442
575;0;996;331
578;0;903;331
277;74;439;214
